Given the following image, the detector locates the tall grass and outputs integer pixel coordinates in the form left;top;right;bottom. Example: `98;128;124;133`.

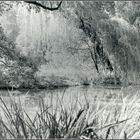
0;90;140;139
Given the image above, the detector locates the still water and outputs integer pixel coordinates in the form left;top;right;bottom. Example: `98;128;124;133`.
0;85;139;118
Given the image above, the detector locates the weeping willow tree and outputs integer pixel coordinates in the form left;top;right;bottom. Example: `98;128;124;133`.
60;1;140;85
0;1;87;87
1;1;140;87
102;1;140;85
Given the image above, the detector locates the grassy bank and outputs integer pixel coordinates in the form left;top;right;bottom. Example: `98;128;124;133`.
0;90;140;139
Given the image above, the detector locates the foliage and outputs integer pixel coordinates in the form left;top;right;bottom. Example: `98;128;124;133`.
1;1;140;87
0;2;13;15
1;62;37;88
61;1;140;83
0;24;38;88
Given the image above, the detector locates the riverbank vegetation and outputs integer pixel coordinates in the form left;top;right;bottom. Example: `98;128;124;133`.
0;1;140;89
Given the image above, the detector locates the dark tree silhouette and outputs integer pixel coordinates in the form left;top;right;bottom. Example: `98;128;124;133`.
78;15;113;73
24;1;62;11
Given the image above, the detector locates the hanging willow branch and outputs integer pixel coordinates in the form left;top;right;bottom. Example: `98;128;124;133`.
24;1;62;11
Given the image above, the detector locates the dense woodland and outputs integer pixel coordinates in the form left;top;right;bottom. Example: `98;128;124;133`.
0;1;140;89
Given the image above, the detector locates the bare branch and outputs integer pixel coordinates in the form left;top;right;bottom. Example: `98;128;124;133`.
24;1;62;11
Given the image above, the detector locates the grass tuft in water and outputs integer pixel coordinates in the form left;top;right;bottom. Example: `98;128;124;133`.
0;90;140;139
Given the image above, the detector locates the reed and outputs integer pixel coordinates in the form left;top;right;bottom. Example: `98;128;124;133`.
0;90;140;139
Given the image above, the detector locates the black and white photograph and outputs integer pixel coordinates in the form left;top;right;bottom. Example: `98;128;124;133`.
0;1;140;139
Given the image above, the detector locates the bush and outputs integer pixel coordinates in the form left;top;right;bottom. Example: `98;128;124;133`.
102;76;121;85
93;75;122;86
37;74;70;89
79;77;91;86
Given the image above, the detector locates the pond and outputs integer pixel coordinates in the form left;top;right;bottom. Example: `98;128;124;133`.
0;85;139;118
